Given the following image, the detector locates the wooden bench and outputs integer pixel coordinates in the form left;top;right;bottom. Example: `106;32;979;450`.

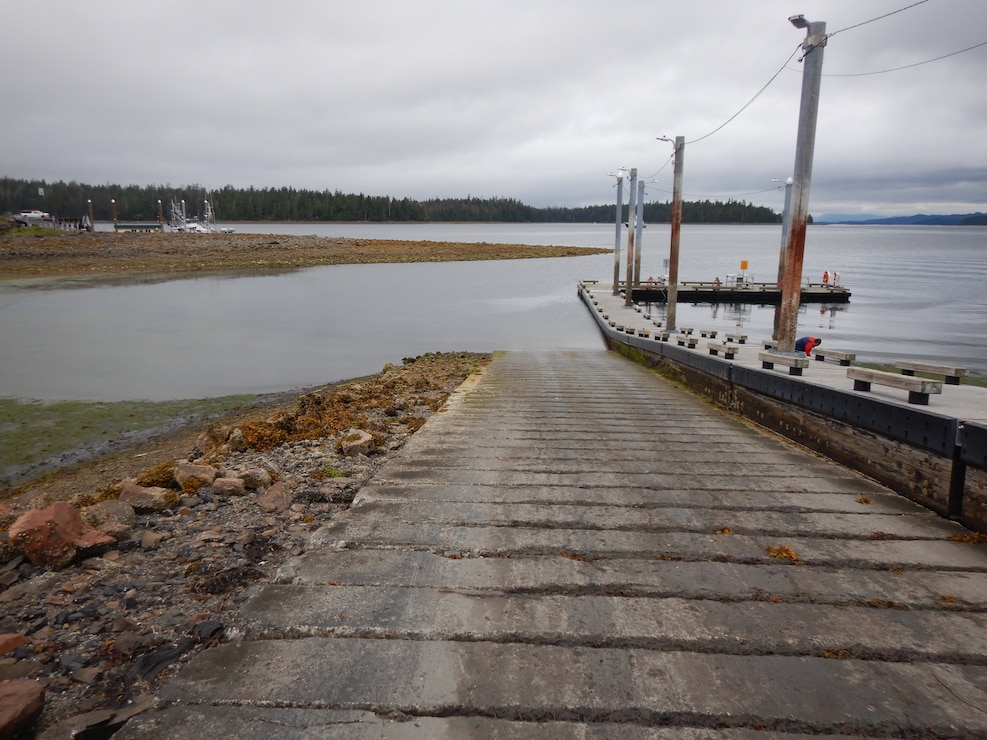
847;367;943;405
762;339;778;350
700;328;718;338
707;341;737;359
653;330;670;342
726;332;748;344
759;351;809;376
894;360;968;386
637;329;651;338
679;327;694;335
813;348;856;366
675;334;698;348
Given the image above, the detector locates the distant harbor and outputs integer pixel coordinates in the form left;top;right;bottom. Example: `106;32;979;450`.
13;209;89;232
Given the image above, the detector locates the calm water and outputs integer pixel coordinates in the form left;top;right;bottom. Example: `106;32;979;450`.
2;223;984;401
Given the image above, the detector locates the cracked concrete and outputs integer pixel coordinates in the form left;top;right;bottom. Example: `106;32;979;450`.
117;350;987;738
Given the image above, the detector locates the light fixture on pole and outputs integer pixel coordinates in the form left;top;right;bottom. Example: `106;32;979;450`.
776;15;827;351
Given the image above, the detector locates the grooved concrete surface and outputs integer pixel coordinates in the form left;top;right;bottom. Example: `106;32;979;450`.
119;351;987;738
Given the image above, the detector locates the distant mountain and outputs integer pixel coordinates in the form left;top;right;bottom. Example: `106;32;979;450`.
816;213;883;223
817;212;987;226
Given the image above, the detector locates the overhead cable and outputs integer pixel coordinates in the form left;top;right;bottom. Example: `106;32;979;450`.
827;0;932;39
685;43;802;146
823;39;987;77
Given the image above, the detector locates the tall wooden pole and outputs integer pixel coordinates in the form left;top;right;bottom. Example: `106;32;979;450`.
777;18;827;351
623;168;637;306
633;179;645;287
612;174;624;294
666;136;685;331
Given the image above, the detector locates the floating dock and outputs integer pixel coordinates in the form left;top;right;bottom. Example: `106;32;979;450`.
619;280;850;304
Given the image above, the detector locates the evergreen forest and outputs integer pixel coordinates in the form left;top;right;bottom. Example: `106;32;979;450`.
0;177;782;225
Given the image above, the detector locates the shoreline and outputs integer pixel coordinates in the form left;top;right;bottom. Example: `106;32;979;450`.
0;229;609;281
0;352;491;736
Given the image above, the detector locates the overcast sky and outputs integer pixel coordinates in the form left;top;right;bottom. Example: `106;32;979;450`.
4;0;986;217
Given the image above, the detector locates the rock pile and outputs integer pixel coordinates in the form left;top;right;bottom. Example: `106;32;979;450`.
0;351;488;737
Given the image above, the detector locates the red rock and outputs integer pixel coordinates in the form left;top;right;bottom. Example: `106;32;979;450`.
240;467;274;490
174;463;219;493
258;481;293;513
211;477;246;496
339;428;374;457
118;480;179;513
0;633;31;656
8;502;115;568
0;679;44;738
84;499;136;541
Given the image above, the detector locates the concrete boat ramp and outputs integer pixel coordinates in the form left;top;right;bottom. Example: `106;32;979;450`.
119;351;987;738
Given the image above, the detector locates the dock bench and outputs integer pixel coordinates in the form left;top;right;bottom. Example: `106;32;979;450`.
759;351;809;376
653;330;670;342
726;332;748;344
707;341;738;359
847;367;942;405
814;348;856;366
700;328;718;338
675;334;698;348
762;339;778;350
894;360;968;385
679;327;694;335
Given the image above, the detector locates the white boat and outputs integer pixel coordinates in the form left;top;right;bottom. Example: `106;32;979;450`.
168;198;231;233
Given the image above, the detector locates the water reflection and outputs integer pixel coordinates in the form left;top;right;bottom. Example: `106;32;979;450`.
3;223;985;400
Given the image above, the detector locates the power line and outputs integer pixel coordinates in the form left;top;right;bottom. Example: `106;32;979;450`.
641;153;675;182
828;0;932;38
821;39;987;77
685;43;802;145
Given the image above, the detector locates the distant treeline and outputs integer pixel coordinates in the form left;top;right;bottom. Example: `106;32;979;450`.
0;177;782;225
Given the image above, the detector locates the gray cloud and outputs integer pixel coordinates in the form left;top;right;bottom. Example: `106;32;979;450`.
4;0;986;217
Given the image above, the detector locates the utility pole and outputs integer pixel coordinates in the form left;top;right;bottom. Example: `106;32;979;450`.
772;177;793;340
623;168;637;306
665;136;685;331
633;179;645;287
612;172;624;294
777;16;827;351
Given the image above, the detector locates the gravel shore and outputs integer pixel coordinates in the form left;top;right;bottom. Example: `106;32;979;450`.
0;228;607;280
0;351;490;736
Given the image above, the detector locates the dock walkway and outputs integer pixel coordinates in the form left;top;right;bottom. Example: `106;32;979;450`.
584;281;987;422
119;350;987;737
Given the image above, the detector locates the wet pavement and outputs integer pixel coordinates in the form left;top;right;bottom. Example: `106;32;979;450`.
118;350;987;738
